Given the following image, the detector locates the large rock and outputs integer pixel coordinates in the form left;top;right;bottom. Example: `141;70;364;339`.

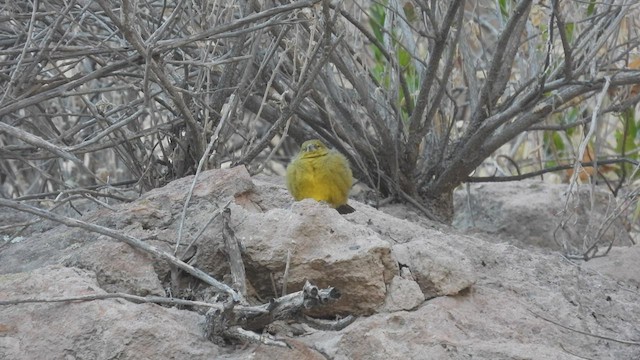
453;181;633;252
582;245;640;288
393;238;475;299
232;198;397;316
0;266;221;359
379;275;425;312
0;265;330;360
333;200;476;300
299;232;640;360
61;239;164;296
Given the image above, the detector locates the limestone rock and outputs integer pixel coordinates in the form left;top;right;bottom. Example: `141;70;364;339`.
380;275;425;312
0;266;221;360
232;198;397;316
453;181;633;252
582;245;640;287
302;287;607;360
62;239;164;296
300;232;640;360
392;238;475;299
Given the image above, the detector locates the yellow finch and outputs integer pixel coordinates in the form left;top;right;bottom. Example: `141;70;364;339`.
286;139;355;214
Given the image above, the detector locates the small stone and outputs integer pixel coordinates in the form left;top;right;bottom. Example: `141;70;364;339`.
380;276;425;312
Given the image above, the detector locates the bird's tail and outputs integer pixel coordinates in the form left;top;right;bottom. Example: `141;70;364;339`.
336;204;355;214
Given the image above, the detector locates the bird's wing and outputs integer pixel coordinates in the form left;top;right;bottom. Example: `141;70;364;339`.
325;151;353;198
285;158;299;197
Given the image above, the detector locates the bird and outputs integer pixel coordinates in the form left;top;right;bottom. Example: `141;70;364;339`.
286;139;355;214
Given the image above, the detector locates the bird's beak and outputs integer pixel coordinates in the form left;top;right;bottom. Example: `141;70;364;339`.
305;144;317;152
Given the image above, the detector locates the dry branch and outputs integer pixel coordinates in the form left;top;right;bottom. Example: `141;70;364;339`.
528;308;640;346
222;208;247;297
205;280;342;339
1;0;639;226
0;281;344;345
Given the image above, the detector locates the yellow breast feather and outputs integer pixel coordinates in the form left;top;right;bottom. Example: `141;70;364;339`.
286;139;354;213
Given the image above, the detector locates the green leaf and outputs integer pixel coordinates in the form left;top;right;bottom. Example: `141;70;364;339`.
564;107;580;136
369;3;387;43
616;108;637;153
587;0;597;16
549;131;565;152
564;23;574;43
398;48;411;68
499;0;509;18
614;108;639;175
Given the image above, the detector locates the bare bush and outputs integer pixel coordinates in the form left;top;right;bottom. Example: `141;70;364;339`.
1;0;640;224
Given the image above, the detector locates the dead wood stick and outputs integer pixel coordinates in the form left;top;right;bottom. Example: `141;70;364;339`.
223;326;289;348
180;199;231;260
302;314;356;331
0;292;224;309
0;292;268;317
226;281;342;331
0;121;97;180
174;94;234;254
222;207;247;297
528;308;640;346
282;249;291;295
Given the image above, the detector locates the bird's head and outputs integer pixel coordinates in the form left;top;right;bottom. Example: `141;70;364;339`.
300;139;329;158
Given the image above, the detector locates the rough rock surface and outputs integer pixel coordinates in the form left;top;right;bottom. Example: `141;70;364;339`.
300;238;640;360
1;168;639;359
379;275;425;312
453;181;634;252
232;198;397;315
393;239;475;299
62;239;164;296
0;265;328;360
0;266;221;359
582;245;640;288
